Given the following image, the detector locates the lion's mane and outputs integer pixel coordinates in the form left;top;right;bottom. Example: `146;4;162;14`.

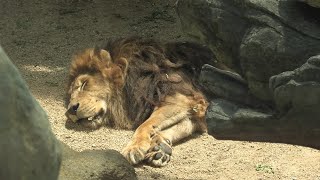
67;37;214;129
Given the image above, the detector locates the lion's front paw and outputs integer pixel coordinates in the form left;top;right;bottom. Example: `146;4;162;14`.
145;135;172;167
121;140;151;165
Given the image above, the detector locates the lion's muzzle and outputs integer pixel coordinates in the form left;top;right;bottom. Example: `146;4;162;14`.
65;100;107;126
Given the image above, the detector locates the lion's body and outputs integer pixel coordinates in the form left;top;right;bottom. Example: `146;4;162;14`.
65;37;213;166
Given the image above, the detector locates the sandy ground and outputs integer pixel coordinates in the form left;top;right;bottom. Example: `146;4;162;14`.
1;0;320;179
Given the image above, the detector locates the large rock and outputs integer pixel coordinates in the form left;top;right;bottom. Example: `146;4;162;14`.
59;142;137;180
199;64;265;107
206;98;274;135
300;0;320;8
177;0;320;101
0;46;61;180
202;56;320;148
270;55;320;129
205;98;320;148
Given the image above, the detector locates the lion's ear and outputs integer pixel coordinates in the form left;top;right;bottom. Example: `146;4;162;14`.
102;58;128;87
117;57;128;73
89;49;112;67
102;66;124;87
99;50;111;62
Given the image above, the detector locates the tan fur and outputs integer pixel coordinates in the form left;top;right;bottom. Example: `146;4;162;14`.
65;37;211;166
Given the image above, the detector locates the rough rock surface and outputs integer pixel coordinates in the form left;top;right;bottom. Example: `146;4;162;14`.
206;98;274;134
200;55;320;148
300;0;320;8
205;97;320;148
59;142;137;180
178;0;320;148
200;64;264;107
270;55;320;130
0;46;61;180
177;0;320;101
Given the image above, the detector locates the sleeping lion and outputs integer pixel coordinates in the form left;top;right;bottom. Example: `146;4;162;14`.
65;37;214;167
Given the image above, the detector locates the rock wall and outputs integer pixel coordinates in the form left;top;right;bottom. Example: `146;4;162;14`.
0;45;61;180
177;0;320;148
177;0;320;101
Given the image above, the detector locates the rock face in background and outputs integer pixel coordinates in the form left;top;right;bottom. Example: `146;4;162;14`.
270;55;320;129
59;142;137;180
205;98;273;135
301;0;320;8
200;64;264;107
177;0;320;148
202;57;320;147
0;46;61;180
177;0;320;101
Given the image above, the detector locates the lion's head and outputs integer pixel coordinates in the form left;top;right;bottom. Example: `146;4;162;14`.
65;48;131;129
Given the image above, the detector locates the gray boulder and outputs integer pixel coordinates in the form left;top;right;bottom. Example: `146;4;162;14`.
0;46;61;180
201;55;320;148
205;98;319;148
59;142;137;180
270;55;320;129
206;98;274;135
177;0;320;101
300;0;320;8
200;64;264;107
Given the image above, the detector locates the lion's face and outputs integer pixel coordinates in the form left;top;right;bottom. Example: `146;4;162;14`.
65;73;111;129
65;48;128;129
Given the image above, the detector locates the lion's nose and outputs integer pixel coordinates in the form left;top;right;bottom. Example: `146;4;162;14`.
67;103;79;115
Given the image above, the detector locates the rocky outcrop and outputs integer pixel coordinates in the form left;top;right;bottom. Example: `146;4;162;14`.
177;0;320;148
270;55;320;129
200;64;264;107
205;98;274;135
0;45;61;180
59;142;137;180
177;0;320;101
300;0;320;8
202;58;320;147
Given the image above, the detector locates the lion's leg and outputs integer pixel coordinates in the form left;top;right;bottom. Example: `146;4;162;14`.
121;93;208;166
121;101;190;165
161;117;201;143
145;117;201;166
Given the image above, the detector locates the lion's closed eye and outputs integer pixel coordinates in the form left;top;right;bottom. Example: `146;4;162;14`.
80;80;88;91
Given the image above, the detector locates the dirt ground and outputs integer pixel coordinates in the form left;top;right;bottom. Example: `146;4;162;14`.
1;0;319;179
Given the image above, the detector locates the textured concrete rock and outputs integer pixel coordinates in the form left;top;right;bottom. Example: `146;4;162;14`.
59;142;137;180
0;46;61;180
270;55;320;128
201;56;320;148
206;99;274;135
206;98;319;148
200;64;264;107
177;0;320;101
300;0;320;8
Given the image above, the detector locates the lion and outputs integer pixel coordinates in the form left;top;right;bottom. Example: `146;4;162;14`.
65;37;215;167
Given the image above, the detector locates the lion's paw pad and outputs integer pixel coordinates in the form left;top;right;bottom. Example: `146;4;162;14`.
145;141;172;167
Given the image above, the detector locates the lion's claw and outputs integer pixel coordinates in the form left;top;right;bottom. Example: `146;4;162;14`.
121;142;150;165
122;133;172;167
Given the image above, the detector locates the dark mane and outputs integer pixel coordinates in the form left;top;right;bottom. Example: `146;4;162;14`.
99;37;214;128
